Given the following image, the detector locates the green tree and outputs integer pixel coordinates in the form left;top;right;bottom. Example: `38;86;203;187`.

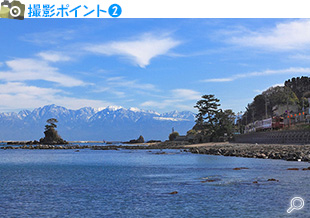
45;118;58;131
186;129;197;135
169;131;179;141
251;94;266;120
213;109;236;137
300;91;310;110
192;95;235;141
304;91;310;99
193;94;220;131
242;86;299;124
285;76;310;100
263;86;298;108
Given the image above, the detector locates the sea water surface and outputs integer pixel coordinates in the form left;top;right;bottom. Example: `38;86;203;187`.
0;148;309;217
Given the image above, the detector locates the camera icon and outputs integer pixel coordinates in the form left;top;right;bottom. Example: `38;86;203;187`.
0;0;25;20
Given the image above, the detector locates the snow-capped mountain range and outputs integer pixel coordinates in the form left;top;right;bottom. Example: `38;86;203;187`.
0;105;196;141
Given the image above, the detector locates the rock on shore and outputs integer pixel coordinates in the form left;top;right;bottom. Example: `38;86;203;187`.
0;141;189;150
189;143;310;162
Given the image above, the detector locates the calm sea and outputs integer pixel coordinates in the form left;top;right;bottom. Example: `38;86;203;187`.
0;148;309;217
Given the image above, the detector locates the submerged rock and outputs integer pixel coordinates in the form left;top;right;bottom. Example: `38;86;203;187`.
267;178;279;182
201;179;216;183
233;167;249;170
154;152;167;155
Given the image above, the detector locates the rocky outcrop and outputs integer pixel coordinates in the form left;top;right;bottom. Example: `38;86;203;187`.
0;142;188;150
189;143;310;162
1;144;90;149
124;135;145;144
40;128;68;145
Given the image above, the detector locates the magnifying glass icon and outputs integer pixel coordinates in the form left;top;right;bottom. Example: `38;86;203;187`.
287;197;304;213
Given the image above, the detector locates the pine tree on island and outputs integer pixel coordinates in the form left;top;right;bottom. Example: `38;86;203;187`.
39;118;68;145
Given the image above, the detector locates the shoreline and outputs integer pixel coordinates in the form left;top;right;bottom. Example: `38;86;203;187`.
188;142;310;162
0;141;187;150
2;141;310;162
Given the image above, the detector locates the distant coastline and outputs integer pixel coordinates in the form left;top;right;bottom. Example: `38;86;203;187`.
0;141;187;150
1;141;310;162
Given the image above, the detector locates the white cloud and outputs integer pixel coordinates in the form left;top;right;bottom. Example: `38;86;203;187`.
141;99;181;109
92;86;126;98
272;83;284;87
0;82;61;96
37;51;72;62
21;29;76;45
0;82;111;111
106;77;124;82
106;76;157;91
52;97;111;110
229;19;310;50
0;58;86;87
85;33;181;68
202;78;234;82
171;89;201;100
91;76;157;98
253;83;284;94
140;88;201;110
290;54;310;61
202;67;310;83
140;99;195;111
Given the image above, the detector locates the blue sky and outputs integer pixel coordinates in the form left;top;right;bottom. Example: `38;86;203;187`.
1;18;310;113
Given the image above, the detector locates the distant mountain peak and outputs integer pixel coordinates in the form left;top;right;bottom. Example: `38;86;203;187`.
97;105;124;112
129;107;142;112
0;105;196;141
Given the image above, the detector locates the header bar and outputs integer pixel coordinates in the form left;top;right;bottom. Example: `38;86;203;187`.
0;0;310;19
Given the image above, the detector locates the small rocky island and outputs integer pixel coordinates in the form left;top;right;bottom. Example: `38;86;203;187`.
124;135;145;144
7;118;68;146
40;118;67;145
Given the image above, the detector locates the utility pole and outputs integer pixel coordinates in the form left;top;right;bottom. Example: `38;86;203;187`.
237;111;242;133
302;93;305;113
238;111;242;134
